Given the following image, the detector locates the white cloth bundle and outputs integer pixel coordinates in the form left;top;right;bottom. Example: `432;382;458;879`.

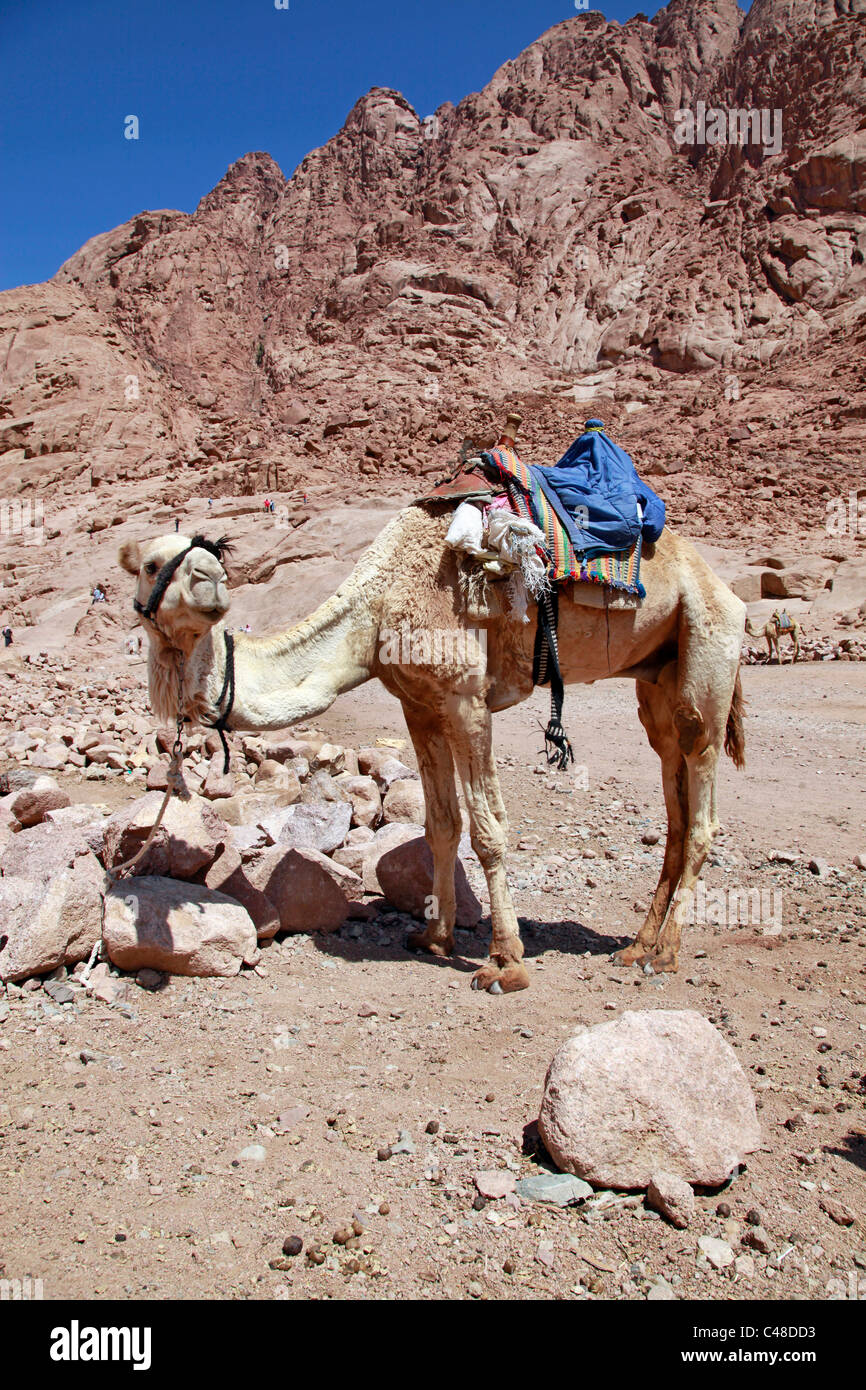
486;510;545;559
445;501;549;599
485;511;548;596
445;501;487;557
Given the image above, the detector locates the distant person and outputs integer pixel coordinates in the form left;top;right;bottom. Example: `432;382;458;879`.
2;626;11;647
174;518;180;533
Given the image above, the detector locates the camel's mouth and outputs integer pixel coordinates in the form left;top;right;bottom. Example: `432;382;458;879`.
188;573;230;621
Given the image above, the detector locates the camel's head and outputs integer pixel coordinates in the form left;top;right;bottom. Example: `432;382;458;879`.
118;534;231;648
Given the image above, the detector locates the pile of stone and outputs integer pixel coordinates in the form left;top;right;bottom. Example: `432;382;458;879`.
0;733;481;986
0;656;152;776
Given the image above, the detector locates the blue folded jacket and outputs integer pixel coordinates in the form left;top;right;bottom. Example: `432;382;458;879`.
531;420;666;560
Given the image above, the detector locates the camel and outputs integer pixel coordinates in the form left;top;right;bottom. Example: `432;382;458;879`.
746;610;801;663
118;470;746;993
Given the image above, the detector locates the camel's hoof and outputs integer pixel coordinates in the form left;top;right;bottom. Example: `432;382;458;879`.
471;962;501;992
500;962;530;993
471;961;530;994
652;950;678;974
643;962;655;976
612;945;646;968
405;930;452;959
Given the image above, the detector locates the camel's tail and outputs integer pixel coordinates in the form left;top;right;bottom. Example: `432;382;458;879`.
725;671;746;770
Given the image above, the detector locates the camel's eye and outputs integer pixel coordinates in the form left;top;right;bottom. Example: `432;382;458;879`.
144;562;158;577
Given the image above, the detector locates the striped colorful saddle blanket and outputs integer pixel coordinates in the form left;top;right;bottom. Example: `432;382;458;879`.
481;446;645;598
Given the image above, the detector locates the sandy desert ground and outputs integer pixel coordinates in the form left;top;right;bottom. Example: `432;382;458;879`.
1;654;863;1302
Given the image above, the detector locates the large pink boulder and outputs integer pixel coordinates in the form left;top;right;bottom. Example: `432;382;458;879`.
538;1010;761;1190
101;792;229;879
10;777;71;828
376;836;482;927
245;845;361;933
0;821;101;879
203;844;281;940
103;877;259;976
0;853;104;982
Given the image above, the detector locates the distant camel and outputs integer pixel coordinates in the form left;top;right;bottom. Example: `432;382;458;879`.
746;610;801;663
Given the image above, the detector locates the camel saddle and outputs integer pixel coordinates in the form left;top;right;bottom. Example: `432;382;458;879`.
423;463;496;503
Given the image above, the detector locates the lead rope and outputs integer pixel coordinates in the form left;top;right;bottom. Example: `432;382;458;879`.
206;631;236;775
82;653;188;989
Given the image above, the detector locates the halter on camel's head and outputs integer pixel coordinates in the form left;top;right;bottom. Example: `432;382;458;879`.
118;534;232;651
119;533;237;772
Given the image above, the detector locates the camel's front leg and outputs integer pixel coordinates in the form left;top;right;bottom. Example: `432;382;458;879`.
400;701;460;959
447;693;529;994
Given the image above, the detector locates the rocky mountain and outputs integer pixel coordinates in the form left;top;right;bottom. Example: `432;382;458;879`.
1;0;864;549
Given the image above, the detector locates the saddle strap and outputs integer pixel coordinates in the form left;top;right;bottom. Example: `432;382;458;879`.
532;589;574;771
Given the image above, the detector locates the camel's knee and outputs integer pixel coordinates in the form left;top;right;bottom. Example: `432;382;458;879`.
673;703;705;756
472;841;506;874
684;822;713;867
469;817;507;872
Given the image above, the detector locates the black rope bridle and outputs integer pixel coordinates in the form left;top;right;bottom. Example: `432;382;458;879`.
134;535;236;773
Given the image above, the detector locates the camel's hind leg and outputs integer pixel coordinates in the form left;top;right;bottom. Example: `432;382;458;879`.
651;655;740;973
639;584;744;973
652;738;721;973
400;699;461;959
446;692;529;994
614;673;688;968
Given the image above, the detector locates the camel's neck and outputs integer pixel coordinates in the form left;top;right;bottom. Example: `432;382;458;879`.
220;583;379;730
148;515;403;732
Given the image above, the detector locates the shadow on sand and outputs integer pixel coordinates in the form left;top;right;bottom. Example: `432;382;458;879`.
306;910;629;976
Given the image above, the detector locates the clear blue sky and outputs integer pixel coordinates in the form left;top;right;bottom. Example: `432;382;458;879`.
0;0;746;292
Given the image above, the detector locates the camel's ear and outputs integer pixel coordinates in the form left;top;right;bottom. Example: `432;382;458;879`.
118;541;142;575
